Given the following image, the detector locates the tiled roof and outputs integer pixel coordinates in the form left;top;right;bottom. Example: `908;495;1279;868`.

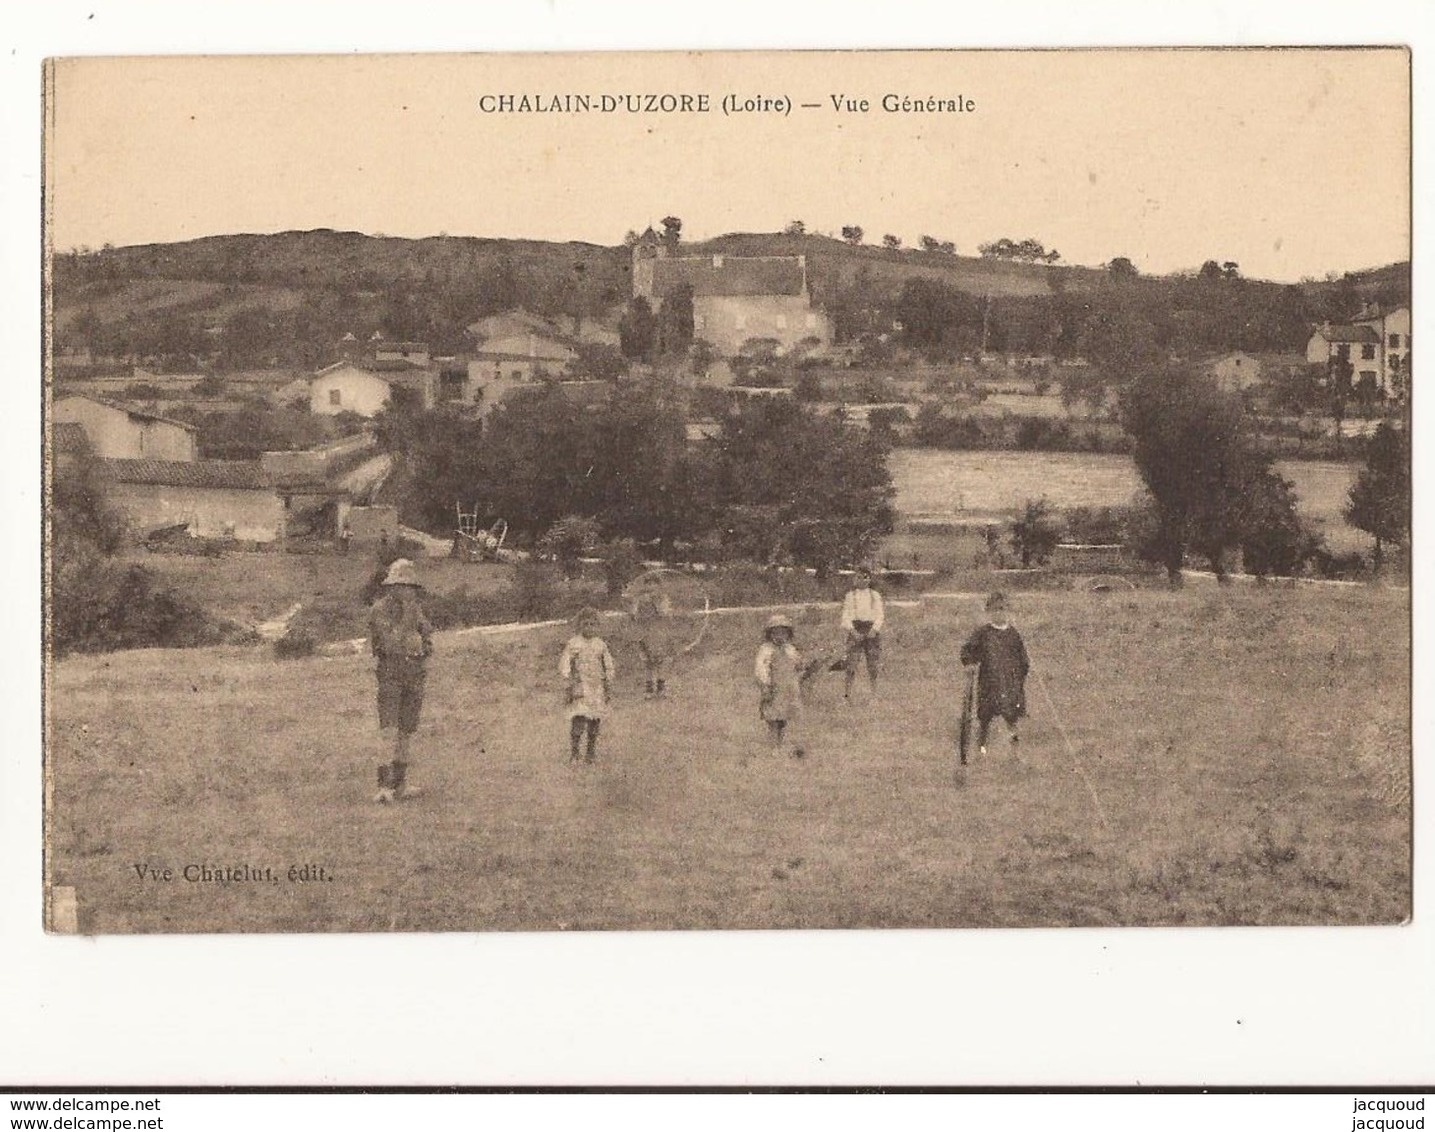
99;458;272;491
652;256;806;298
60;394;199;433
53;422;89;453
1317;324;1380;344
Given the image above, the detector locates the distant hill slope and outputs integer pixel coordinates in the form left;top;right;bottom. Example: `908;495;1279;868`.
50;228;1409;368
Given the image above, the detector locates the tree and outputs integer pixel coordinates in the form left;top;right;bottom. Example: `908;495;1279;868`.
1107;256;1139;279
618;296;657;360
979;237;1057;263
919;235;942;253
660;216;683;251
1123;369;1271;583
783;219;806;236
695;398;894;570
1327;353;1354;451
572;341;629;381
1344;423;1410;570
1009;498;1060;567
1198;259;1224;282
841;225;864;246
656;282;694;357
1239;469;1314;579
881;234;902;250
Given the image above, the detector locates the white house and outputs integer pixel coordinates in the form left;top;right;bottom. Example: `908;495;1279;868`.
1306;305;1411;396
1202;351;1264;392
53;394;198;462
308;362;436;417
468;332;577;385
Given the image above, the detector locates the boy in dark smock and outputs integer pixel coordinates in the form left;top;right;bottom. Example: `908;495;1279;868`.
368;558;433;802
960;591;1029;756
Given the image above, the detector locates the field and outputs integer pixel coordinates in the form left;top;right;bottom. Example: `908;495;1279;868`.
890;448;1366;552
47;584;1410;932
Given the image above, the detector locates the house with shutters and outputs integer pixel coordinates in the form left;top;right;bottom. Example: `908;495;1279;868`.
630;228;833;358
1306;304;1411;397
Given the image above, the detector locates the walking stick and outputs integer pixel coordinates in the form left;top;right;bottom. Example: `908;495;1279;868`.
957;666;977;766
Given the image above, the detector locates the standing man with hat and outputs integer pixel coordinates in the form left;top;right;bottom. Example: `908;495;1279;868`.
367;558;433;803
840;566;886;700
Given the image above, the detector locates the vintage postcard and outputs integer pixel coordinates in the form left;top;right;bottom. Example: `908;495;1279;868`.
42;48;1411;940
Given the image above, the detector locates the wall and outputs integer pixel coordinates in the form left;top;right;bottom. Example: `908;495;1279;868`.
53;397;197;461
692;295;832;356
107;483;285;542
310;368;391;417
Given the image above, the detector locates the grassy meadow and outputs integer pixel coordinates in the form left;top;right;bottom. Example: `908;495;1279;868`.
47;583;1409;933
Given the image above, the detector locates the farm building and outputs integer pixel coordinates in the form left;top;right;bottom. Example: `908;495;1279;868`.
468;332;577;384
97;458;286;542
53;394;198;462
309;362;437;417
630;228;833;357
1202;351;1264;392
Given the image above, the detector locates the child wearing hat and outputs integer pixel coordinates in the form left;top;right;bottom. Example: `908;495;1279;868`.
840;566;885;700
754;613;806;757
560;607;616;764
367;558;433;802
959;591;1030;756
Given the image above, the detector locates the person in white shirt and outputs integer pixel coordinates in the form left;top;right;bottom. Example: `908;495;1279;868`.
840;567;885;699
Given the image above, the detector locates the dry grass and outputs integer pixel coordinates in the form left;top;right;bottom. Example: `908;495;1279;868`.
46;585;1409;933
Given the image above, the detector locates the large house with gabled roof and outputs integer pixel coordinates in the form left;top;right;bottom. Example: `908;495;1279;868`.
630;228;833;357
1307;304;1411;398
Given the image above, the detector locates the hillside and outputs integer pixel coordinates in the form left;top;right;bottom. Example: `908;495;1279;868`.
50;227;1410;371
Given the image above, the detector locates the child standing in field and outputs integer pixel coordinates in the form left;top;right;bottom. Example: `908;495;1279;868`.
840;566;886;700
755;613;806;758
960;591;1030;756
632;589;671;699
367;558;433;803
561;607;616;764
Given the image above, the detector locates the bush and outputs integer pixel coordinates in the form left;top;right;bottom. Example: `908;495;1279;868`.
273;630;317;659
506;561;569;621
1008;498;1061;567
1062;506;1128;545
602;538;644;597
52;559;242;655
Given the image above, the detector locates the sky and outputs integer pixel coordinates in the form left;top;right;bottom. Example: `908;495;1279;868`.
46;48;1409;282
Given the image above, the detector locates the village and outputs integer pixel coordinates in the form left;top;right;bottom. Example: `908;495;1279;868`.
50;224;1411;572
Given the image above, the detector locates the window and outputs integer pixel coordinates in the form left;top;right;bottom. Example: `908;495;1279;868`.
1389;333;1401;350
1361;344;1376;360
328;389;342;406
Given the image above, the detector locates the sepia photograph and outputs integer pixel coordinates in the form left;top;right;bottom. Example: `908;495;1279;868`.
41;47;1411;940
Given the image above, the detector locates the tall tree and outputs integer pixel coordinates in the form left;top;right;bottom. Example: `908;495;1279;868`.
619;296;657;361
1344;423;1410;570
1123;369;1275;583
841;225;864;246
